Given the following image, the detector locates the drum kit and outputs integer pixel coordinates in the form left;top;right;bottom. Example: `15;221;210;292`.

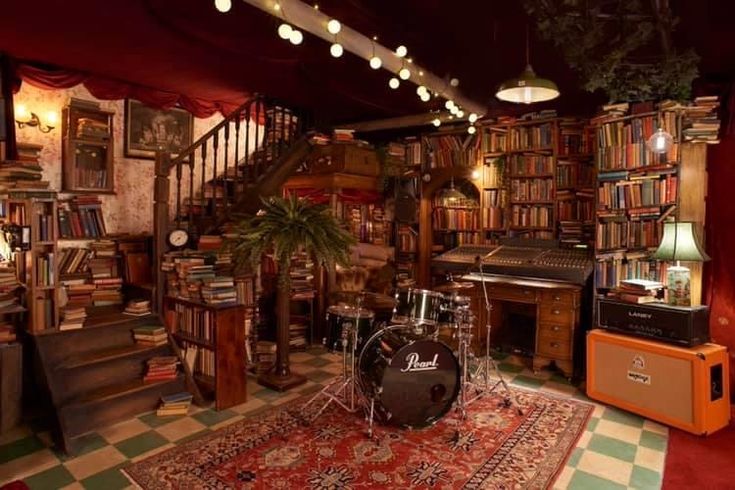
303;276;523;437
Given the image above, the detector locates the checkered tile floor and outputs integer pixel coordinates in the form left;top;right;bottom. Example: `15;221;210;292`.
0;347;667;489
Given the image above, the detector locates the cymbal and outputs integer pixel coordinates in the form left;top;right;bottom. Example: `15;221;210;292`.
434;281;475;293
329;290;396;309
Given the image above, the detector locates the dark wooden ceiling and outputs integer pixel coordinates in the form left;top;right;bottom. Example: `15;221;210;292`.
0;0;732;123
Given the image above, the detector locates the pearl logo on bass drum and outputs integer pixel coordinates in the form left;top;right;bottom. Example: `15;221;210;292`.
401;352;440;373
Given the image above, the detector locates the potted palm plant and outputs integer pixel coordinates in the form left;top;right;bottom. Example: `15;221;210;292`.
229;194;355;391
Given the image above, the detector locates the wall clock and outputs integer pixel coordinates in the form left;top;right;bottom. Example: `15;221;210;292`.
167;228;190;249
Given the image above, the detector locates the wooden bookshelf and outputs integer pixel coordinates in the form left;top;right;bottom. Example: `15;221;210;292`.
163;296;246;410
592;105;710;305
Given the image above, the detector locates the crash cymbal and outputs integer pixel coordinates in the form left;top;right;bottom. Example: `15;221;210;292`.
434;281;475;293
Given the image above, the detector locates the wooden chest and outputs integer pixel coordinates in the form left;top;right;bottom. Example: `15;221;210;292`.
307;144;380;176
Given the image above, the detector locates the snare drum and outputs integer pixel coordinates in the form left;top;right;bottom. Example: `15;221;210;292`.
324;305;374;352
438;294;472;327
406;288;445;327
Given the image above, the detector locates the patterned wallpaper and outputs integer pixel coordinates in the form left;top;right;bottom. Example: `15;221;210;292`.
13;84;229;235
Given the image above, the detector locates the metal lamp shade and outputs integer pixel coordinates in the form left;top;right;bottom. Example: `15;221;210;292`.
438;185;467;206
496;64;560;104
653;222;710;262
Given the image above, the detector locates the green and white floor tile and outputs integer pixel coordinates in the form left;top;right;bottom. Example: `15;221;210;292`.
0;347;668;489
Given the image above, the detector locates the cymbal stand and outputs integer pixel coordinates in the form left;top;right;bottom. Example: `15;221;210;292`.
465;262;523;415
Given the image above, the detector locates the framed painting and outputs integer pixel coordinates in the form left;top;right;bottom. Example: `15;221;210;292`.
124;99;193;160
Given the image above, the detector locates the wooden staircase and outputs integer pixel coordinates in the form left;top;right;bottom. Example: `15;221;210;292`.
32;310;187;454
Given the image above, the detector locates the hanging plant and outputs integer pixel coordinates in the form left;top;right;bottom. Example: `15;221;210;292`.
523;0;699;103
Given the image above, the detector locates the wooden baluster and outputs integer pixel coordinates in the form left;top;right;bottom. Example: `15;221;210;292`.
201;141;208;218
244;107;251;185
188;160;194;228
175;162;183;229
254;100;261;181
234;111;241;193
213;132;219;222
223;122;230;214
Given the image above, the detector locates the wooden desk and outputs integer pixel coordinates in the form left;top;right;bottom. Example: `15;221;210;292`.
460;274;582;378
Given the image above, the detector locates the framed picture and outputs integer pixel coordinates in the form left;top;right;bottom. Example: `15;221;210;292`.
124;99;193;160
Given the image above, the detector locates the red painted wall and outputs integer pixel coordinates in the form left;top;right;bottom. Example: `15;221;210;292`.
704;136;735;399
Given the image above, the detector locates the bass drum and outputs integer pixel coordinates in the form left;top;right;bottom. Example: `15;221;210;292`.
358;325;459;428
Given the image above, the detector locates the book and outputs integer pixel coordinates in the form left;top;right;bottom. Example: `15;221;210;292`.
619;279;664;291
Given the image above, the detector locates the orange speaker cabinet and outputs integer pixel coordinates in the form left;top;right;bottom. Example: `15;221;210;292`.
587;329;730;435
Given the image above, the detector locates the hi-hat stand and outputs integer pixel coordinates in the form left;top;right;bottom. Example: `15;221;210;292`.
301;297;365;424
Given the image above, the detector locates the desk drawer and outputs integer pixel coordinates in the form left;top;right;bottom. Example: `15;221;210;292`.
536;332;572;359
540;290;578;306
487;285;538;303
538;305;576;325
538;322;572;342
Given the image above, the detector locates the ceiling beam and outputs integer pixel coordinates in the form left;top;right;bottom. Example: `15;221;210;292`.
339;112;468;132
239;0;487;116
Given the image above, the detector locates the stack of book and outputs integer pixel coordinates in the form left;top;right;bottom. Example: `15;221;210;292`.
0;263;20;311
132;325;168;346
290;253;314;300
89;241;122;306
91;277;123;306
681;96;720;144
185;264;216;299
201;276;237;306
63;280;95;309
235;276;256;305
59;307;86;331
0;160;49;194
156;392;193;417
197;235;223;251
143;356;178;383
124;299;151;316
332;128;355;143
254;341;277;373
606;279;664;304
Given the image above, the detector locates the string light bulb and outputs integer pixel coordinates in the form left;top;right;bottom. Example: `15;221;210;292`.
416;86;428;96
456;110;465;118
330;43;343;57
450;78;460;87
420;92;431;102
277;23;292;40
468;125;476;135
450;105;459;115
369;56;382;69
327;19;341;35
388;77;400;89
432;118;441;127
289;29;303;45
396;45;408;57
399;67;411;80
471;169;481;180
214;0;232;12
445;100;455;110
468;113;478;123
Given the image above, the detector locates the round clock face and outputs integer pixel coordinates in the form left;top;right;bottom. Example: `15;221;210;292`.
168;229;189;248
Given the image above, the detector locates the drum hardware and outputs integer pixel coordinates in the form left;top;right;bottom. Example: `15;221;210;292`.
302;295;371;424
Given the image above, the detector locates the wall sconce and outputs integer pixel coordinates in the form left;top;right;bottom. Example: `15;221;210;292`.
14;104;57;133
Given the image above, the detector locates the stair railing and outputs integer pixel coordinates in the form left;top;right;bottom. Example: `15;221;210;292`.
153;95;306;312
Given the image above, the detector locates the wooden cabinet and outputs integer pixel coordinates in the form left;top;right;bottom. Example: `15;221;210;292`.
62;100;114;194
462;275;582;378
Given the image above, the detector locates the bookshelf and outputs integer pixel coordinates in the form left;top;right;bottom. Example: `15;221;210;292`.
61;99;114;194
592;102;711;306
3;198;61;332
163;296;247;410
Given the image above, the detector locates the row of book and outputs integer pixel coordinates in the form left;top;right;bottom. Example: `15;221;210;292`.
290;252;314;300
482;161;503;188
595;251;665;290
74;167;108;190
510;178;554;202
343;203;388;245
557;198;595;222
396;226;418;253
180;341;215;378
482;188;505;208
386;139;422;166
432;208;480;230
425;134;480;168
508;123;553;150
58;196;108;238
556;162;595;188
596;116;678;171
171;303;216;343
0;160;49;194
236;277;256;306
597;174;678;210
596;218;664;251
36;253;55;286
482;127;508;154
58;247;92;276
559;124;591;155
510;204;552;229
559;221;595;246
509;154;554;175
482;207;503;230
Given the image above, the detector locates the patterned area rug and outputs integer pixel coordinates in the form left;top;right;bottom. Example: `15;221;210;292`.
125;387;591;489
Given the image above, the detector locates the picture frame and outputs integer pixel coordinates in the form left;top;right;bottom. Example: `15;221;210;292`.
124;99;193;160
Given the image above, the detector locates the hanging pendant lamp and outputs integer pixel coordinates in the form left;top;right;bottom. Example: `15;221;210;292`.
438;176;467;206
496;25;560;104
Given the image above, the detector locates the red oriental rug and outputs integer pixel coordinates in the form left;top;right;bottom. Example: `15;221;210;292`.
124;388;592;489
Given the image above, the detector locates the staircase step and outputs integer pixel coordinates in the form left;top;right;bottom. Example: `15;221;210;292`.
63;376;184;409
58;343;170;371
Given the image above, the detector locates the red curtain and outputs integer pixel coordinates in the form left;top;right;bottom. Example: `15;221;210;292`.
14;62;245;118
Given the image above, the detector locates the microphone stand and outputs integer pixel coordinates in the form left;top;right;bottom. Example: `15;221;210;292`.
465;256;523;415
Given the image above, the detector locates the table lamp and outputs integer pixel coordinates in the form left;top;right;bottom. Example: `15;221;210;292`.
653;221;710;306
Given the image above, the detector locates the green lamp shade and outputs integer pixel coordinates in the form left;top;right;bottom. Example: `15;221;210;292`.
496;64;560;104
653;222;710;262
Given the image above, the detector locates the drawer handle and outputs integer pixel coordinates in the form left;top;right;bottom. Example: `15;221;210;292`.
552;325;560;332
552;309;561;315
553;295;561;301
550;342;560;348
